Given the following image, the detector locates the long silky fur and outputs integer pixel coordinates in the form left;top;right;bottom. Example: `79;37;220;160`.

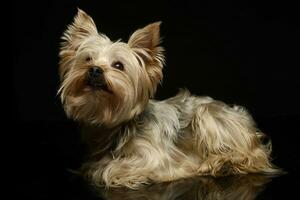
59;9;280;189
81;89;279;189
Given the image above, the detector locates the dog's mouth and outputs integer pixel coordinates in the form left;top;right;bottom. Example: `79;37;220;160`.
86;80;113;94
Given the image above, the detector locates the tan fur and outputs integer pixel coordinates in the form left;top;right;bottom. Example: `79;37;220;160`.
58;9;280;189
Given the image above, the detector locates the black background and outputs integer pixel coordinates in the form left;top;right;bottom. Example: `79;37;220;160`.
14;0;300;199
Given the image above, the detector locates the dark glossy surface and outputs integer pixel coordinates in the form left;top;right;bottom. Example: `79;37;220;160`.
16;116;299;199
99;174;277;200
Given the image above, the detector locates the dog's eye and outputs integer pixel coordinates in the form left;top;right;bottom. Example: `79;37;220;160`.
112;61;124;70
85;57;92;62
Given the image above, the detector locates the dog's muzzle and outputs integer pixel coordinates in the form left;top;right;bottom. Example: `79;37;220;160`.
86;66;110;92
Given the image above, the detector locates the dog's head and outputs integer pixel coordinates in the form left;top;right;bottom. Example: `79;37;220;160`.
58;9;164;127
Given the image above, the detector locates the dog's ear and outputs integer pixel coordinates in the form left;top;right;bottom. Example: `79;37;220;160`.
59;9;98;79
61;9;98;50
128;22;165;96
128;22;161;52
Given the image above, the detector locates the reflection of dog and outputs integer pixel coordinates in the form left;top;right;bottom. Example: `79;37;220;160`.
101;174;272;200
58;9;279;188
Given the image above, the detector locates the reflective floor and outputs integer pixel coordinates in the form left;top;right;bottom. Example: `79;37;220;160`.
98;174;278;200
16;115;299;199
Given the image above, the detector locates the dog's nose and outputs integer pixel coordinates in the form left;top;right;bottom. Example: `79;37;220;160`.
88;66;103;78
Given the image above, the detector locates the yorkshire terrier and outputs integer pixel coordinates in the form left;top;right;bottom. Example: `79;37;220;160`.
58;9;279;188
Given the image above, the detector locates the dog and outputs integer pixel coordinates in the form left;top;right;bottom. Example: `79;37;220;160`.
58;9;279;188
